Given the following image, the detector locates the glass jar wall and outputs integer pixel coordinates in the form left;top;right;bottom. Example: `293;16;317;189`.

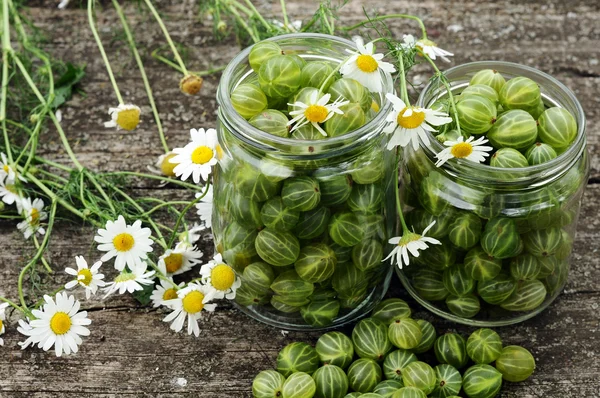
213;33;397;330
398;61;589;326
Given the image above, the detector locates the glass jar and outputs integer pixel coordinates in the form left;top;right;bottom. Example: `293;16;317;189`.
213;33;397;330
398;61;589;326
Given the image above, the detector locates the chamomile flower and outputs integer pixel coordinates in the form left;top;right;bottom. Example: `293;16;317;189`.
0;152;26;183
150;278;185;308
150;151;179;177
417;38;453;62
180;74;203;96
340;39;396;92
199;254;241;300
18;292;91;357
17;197;47;239
287;91;349;136
177;224;204;249
162;283;217;337
384;221;442;269
16;319;36;350
64;256;106;299
0;302;8;346
102;265;156;298
94;215;153;271
195;185;213;229
104;104;141;131
171;128;218;184
384;93;453;151
0;177;22;206
157;242;204;276
435;136;494;167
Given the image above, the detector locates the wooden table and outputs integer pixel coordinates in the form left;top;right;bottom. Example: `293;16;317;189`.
1;1;599;397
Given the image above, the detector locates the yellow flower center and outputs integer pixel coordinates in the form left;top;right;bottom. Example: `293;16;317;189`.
210;264;235;291
116;108;141;131
30;208;40;224
78;268;93;286
304;104;329;123
164;253;184;273
182;290;205;314
191;146;214;165
450;142;474;159
113;233;135;252
397;108;426;129
50;312;72;335
2;165;9;173
0;319;3;330
356;54;379;73
398;232;422;247
160;153;178;177
162;288;178;301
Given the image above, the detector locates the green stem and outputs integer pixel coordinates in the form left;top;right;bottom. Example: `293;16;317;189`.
105;171;204;191
242;0;271;31
138;201;191;217
167;182;209;248
0;296;25;313
88;0;124;104
32;234;53;273
1;0;13;164
394;151;409;233
144;0;189;75
35;156;73;172
341;14;427;39
279;0;290;29
421;54;462;136
397;51;410;105
85;171;117;214
113;0;169;154
224;2;260;43
318;55;351;94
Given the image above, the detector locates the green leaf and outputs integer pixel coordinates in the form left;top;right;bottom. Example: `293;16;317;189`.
51;63;86;109
132;282;155;306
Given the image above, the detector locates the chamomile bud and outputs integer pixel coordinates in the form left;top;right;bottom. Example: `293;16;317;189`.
216;21;228;34
156;152;179;177
105;104;141;131
180;74;204;96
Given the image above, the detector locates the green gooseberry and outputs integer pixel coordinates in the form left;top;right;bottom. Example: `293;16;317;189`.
301;61;336;91
249;41;282;72
537;255;559;278
412;320;436;354
235;284;269;306
352;239;384;272
537;107;578;150
435;129;464;145
234;162;280;202
412;269;450;301
331;242;352;264
392;387;426;398
332;262;368;298
258;55;302;98
328;211;364;247
276;342;320;377
223;221;258;253
313;168;353;206
282;372;317;398
401;361;437;395
339;289;368;309
470;69;506;93
477;272;517;305
230;83;268;119
525;142;558;165
287;54;307;70
356;213;385;240
418;171;449;216
481;217;522;259
523;227;563;257
388;318;423;350
430;364;462;398
448;211;482;250
490;148;529;168
445;294;481;318
294;243;337;283
544;258;569;295
509;253;541;280
461;84;499;103
249;109;290;138
294;206;331;240
300;299;340;327
456;95;497;134
292;123;326;140
252;369;286;398
353;317;393;361
462;364;503;398
228;189;263;228
259;156;294;183
434;333;468;369
325;102;366;137
270;270;313;303
328;78;372;113
466;328;503;365
495;345;536;382
347;183;383;214
242;261;275;294
487;109;538;150
316;331;354;369
528;98;546;119
351;149;385;184
413;238;456;271
281;176;321;212
405;209;452;240
312;364;349;398
256;228;300;266
500;279;547;312
347;358;382;393
374;379;404;397
499;76;541;111
271;295;305;312
442;265;476;297
383;349;417;381
372;298;411;325
464;246;502;282
260;197;300;231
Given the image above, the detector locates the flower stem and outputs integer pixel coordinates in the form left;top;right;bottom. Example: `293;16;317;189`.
0;296;25;313
166;182;209;248
88;0;124;104
341;14;427;39
397;50;410;105
243;0;271;31
280;0;290;30
105;171;204;191
112;0;169;154
421;53;462;136
32;234;53;274
1;0;13;164
144;0;189;76
222;2;260;43
394;151;409;233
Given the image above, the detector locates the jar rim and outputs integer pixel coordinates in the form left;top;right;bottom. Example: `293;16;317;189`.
216;33;394;154
416;60;587;183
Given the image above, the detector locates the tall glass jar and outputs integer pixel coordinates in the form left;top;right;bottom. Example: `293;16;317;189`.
214;33;397;330
398;61;589;326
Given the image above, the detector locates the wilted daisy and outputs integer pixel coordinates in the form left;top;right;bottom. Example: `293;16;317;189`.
19;292;91;357
162;283;217;337
384;93;453;151
0;302;8;346
17;197;47;239
104;104;141;131
64;256;106;299
150;278;185;308
435;136;494;167
170;128;219;184
180;74;203;96
0;177;22;206
340;39;396;92
384;221;442;269
199;254;241;300
195;185;213;229
157;242;203;276
16;318;36;350
102;265;156;298
94;215;153;271
287;91;349;136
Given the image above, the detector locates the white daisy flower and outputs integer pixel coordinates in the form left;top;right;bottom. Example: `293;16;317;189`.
150;278;185;308
400;34;417;50
177;224;204;249
16;318;37;350
0;153;26;183
104;104;141;131
384;93;453;151
162;283;217;337
195;185;213;229
102;265;156;298
384;221;442;269
18;292;91;357
340;40;396;93
64;256;106;299
17;197;47;239
199;254;241;300
0;177;22;206
94;215;153;271
0;302;8;346
170;128;218;184
417;38;454;63
435;136;494;167
287;91;349;137
157;242;204;276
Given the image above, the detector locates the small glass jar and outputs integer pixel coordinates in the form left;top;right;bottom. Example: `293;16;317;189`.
213;33;397;330
398;61;589;326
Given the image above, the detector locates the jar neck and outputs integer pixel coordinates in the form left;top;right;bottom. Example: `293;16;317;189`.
216;33;394;159
416;61;587;187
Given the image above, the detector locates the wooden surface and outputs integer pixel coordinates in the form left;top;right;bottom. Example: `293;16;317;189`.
1;1;599;397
